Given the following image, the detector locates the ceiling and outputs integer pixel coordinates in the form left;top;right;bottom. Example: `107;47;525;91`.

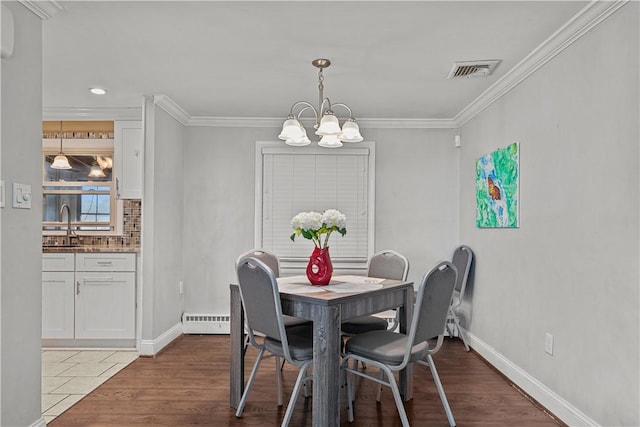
41;1;589;123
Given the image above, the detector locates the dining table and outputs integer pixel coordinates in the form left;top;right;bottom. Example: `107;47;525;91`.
229;274;415;427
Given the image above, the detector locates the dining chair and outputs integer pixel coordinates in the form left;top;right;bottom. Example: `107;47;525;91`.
341;261;457;427
340;250;409;335
235;256;314;427
445;245;474;351
236;249;312;353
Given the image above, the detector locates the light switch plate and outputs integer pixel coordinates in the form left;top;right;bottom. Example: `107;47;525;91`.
12;182;32;209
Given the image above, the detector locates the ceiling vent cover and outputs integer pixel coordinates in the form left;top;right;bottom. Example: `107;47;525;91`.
448;60;501;79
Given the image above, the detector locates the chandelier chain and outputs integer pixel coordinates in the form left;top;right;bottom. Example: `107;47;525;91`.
318;68;325;114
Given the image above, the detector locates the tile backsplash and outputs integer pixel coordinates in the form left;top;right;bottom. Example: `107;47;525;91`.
42;199;141;250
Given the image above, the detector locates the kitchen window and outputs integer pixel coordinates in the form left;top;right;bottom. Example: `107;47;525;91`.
42;146;119;234
255;141;376;274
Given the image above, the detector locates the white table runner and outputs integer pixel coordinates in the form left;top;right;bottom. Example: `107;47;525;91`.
277;275;385;294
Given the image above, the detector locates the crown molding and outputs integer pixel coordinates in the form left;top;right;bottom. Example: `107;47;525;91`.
153;94;190;125
356;118;457;129
454;0;629;127
183;115;456;129
43;107;142;121
19;0;63;20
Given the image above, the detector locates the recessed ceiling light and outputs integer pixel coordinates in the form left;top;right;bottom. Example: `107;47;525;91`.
90;88;107;95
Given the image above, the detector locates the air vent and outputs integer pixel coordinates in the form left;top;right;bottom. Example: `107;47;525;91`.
448;60;501;79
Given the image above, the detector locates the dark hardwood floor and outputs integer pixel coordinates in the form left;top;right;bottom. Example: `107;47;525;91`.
49;334;565;426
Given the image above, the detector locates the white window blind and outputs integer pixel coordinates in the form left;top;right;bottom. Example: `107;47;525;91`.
258;144;374;270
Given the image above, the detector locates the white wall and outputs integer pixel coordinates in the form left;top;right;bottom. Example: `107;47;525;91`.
0;3;44;426
141;100;185;344
458;3;639;426
181;126;459;314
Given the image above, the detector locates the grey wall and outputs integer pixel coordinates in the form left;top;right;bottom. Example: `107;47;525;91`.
141;100;185;340
0;3;44;426
181;126;459;314
458;4;639;426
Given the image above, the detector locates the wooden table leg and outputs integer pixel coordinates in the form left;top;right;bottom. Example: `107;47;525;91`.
229;284;244;409
311;304;341;427
399;287;414;401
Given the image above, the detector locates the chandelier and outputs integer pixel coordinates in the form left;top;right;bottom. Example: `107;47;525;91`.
278;59;363;148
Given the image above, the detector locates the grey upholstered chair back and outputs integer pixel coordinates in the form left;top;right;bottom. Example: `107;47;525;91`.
236;257;286;345
451;245;473;293
237;249;280;277
411;261;457;346
367;250;409;281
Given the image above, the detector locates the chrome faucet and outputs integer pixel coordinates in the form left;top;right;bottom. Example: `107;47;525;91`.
59;203;77;245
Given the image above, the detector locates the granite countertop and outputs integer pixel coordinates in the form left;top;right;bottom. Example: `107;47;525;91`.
42;245;140;253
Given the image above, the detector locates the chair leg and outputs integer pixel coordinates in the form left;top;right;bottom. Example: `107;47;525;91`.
281;360;313;427
275;356;283;406
375;369;384;402
382;366;410;427
303;365;311;398
450;309;470;351
344;361;355;422
235;347;265;417
425;354;456;427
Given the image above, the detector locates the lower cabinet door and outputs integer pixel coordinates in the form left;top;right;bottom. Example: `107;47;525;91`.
75;272;135;339
42;272;75;339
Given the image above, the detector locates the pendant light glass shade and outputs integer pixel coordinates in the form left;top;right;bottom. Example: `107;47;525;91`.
318;134;343;148
278;118;304;140
88;162;106;178
51;153;72;169
315;113;341;136
339;119;363;143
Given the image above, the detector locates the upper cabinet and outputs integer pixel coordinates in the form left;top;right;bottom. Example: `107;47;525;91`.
114;121;143;199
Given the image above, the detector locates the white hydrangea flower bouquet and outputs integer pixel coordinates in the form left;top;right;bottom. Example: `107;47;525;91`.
290;209;347;248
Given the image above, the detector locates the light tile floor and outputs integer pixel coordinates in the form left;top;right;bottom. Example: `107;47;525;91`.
42;348;138;424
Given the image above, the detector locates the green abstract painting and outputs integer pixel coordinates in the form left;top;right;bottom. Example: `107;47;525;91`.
476;143;519;228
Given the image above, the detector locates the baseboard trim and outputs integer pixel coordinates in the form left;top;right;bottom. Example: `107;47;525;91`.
30;417;47;427
465;330;599;427
137;322;182;356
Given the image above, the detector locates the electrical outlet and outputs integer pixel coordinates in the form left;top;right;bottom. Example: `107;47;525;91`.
545;333;554;355
179;281;184;295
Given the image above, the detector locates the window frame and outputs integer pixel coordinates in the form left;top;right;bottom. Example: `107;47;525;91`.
42;139;122;236
254;140;376;275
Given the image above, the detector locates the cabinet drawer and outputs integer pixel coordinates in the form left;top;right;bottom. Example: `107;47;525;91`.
42;253;75;271
76;253;136;272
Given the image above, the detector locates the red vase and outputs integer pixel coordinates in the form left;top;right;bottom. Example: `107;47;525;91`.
306;246;333;286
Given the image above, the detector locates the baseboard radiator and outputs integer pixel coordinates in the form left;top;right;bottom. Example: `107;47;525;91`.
182;313;230;334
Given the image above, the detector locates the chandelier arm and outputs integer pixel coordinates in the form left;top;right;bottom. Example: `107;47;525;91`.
289;101;318;119
328;103;355;119
319;98;333;115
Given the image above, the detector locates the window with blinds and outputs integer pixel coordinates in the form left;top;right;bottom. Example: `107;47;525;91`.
256;142;375;273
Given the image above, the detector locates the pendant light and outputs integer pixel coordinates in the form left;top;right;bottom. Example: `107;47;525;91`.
51;121;71;170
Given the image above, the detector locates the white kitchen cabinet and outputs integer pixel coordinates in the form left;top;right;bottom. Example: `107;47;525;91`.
42;271;75;339
75;272;135;339
42;253;136;341
114;121;143;199
42;253;75;339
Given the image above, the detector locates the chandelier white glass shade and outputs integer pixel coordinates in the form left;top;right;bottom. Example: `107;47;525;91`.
51;121;72;170
279;59;363;148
